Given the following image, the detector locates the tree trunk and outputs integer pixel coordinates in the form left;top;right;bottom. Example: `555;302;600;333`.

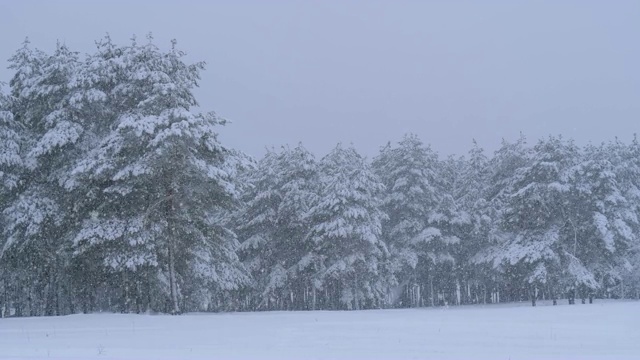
312;286;316;311
475;285;479;304
15;298;23;317
483;285;486;305
168;245;180;315
354;274;360;311
167;184;180;315
409;285;414;307
429;275;434;307
568;289;575;305
531;285;537;307
122;271;130;313
45;265;59;316
0;278;5;318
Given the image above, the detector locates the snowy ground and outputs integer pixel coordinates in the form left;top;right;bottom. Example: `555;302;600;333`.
1;300;639;360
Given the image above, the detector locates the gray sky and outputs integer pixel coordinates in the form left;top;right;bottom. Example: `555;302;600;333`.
1;0;638;159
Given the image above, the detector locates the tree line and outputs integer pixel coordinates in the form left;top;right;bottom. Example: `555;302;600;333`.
0;37;638;317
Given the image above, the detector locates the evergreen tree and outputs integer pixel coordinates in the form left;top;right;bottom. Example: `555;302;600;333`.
373;134;454;307
71;36;249;314
567;141;639;299
496;136;584;305
0;86;21;195
424;156;467;306
2;41;84;316
237;150;281;308
0;84;23;317
445;141;493;305
619;136;640;298
307;144;390;310
237;144;318;310
473;135;529;303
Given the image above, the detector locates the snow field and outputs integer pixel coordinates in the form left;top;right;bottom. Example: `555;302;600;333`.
1;300;638;360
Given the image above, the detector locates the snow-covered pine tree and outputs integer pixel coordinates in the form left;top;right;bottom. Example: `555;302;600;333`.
264;145;319;310
498;136;584;306
425;155;469;306
373;134;456;307
307;144;390;310
235;149;285;310
444;141;493;305
1;41;86;316
0;84;23;317
374;135;432;307
0;86;21;196
485;135;531;207
619;136;640;298
567;141;639;300
1;41;46;317
237;144;318;310
70;36;249;314
473;135;531;303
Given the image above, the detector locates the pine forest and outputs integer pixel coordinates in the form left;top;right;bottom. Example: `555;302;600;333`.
1;37;639;317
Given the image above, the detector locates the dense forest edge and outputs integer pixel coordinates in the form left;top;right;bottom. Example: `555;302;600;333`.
0;36;639;317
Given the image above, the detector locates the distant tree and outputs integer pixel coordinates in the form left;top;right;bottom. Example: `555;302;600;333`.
307;145;390;310
471;136;532;303
567;141;639;300
237;144;318;310
500;137;588;306
373;135;459;306
445;141;493;305
618;136;640;299
372;134;444;307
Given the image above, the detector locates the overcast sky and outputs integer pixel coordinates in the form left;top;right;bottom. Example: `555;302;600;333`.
1;0;638;159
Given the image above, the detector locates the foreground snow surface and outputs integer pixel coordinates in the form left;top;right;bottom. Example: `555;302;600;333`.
1;300;639;360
